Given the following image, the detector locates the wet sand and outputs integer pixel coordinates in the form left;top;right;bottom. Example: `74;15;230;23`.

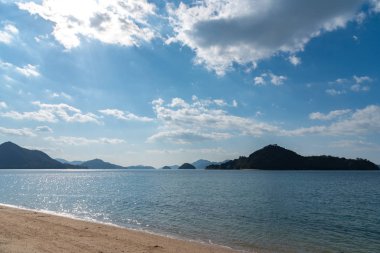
0;205;240;253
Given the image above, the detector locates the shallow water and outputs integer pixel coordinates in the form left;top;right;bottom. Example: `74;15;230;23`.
0;169;379;252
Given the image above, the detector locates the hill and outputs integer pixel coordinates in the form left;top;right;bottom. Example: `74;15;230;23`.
55;158;84;166
0;142;78;169
207;144;378;170
178;163;196;169
125;165;155;170
80;159;125;169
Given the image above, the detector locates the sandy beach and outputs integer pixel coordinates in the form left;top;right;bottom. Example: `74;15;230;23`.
0;205;240;253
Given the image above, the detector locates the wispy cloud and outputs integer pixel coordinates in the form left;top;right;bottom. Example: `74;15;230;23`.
45;90;73;100
0;101;100;124
149;96;279;144
254;73;287;86
147;129;232;144
0;126;35;137
326;75;373;95
0;101;7;109
44;136;125;145
0;23;18;44
0;60;40;78
330;139;380;151
15;64;40;77
35;125;53;133
309;109;351;121
285;105;380;136
99;108;153;122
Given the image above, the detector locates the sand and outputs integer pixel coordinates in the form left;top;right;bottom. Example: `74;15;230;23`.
0;205;241;253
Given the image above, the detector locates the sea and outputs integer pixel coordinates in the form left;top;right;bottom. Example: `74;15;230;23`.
0;169;379;253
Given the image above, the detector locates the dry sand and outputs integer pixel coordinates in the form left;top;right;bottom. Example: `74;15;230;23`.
0;205;241;253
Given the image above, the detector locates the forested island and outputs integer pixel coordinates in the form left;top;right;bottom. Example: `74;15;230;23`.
206;144;378;170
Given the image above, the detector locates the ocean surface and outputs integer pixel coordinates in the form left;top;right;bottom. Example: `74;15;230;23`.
0;169;379;253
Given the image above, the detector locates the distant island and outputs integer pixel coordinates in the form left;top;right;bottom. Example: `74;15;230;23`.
81;159;125;169
56;158;156;170
207;144;379;170
161;159;229;170
0;142;82;169
1;141;377;170
178;163;196;169
0;141;156;169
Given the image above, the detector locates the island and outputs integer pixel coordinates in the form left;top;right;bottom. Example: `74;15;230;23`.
178;163;196;169
81;159;125;169
0;141;83;169
206;144;379;170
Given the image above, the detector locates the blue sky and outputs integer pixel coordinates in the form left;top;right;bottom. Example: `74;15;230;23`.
1;0;380;167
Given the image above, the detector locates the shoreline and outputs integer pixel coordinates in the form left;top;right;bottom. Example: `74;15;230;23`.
0;204;245;253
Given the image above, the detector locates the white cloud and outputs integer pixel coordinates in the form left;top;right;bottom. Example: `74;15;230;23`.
169;97;188;108
254;76;266;86
149;96;279;143
288;55;301;66
150;97;380;143
351;75;372;92
285;105;380;136
147;129;232;144
0;101;100;124
232;99;238;107
0;60;40;78
351;84;370;92
167;0;366;75
44;136;125;145
326;88;346;96
330;139;380;150
18;0;157;50
15;64;40;77
0;24;18;44
309;109;351;120
329;78;349;84
269;73;287;86
99;108;153;122
327;75;373;95
0;101;7;109
213;99;227;107
147;147;231;155
254;73;286;86
371;0;380;12
45;90;73;100
35;125;53;133
0;126;35;137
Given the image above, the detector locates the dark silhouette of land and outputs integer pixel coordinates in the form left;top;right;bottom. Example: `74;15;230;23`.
1;141;377;170
178;163;196;169
0;142;81;169
206;144;379;170
81;159;125;169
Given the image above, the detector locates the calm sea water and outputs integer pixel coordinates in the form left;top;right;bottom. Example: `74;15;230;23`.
0;169;379;253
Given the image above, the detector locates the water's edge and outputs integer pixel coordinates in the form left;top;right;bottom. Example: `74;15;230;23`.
0;202;250;253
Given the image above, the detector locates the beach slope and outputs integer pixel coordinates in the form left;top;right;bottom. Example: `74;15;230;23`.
0;205;239;253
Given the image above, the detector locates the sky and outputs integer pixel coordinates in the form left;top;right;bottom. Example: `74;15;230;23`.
0;0;380;167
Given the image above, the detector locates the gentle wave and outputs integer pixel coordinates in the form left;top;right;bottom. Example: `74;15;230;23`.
0;202;246;253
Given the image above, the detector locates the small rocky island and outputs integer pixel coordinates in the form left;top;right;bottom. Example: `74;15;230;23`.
207;144;378;170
